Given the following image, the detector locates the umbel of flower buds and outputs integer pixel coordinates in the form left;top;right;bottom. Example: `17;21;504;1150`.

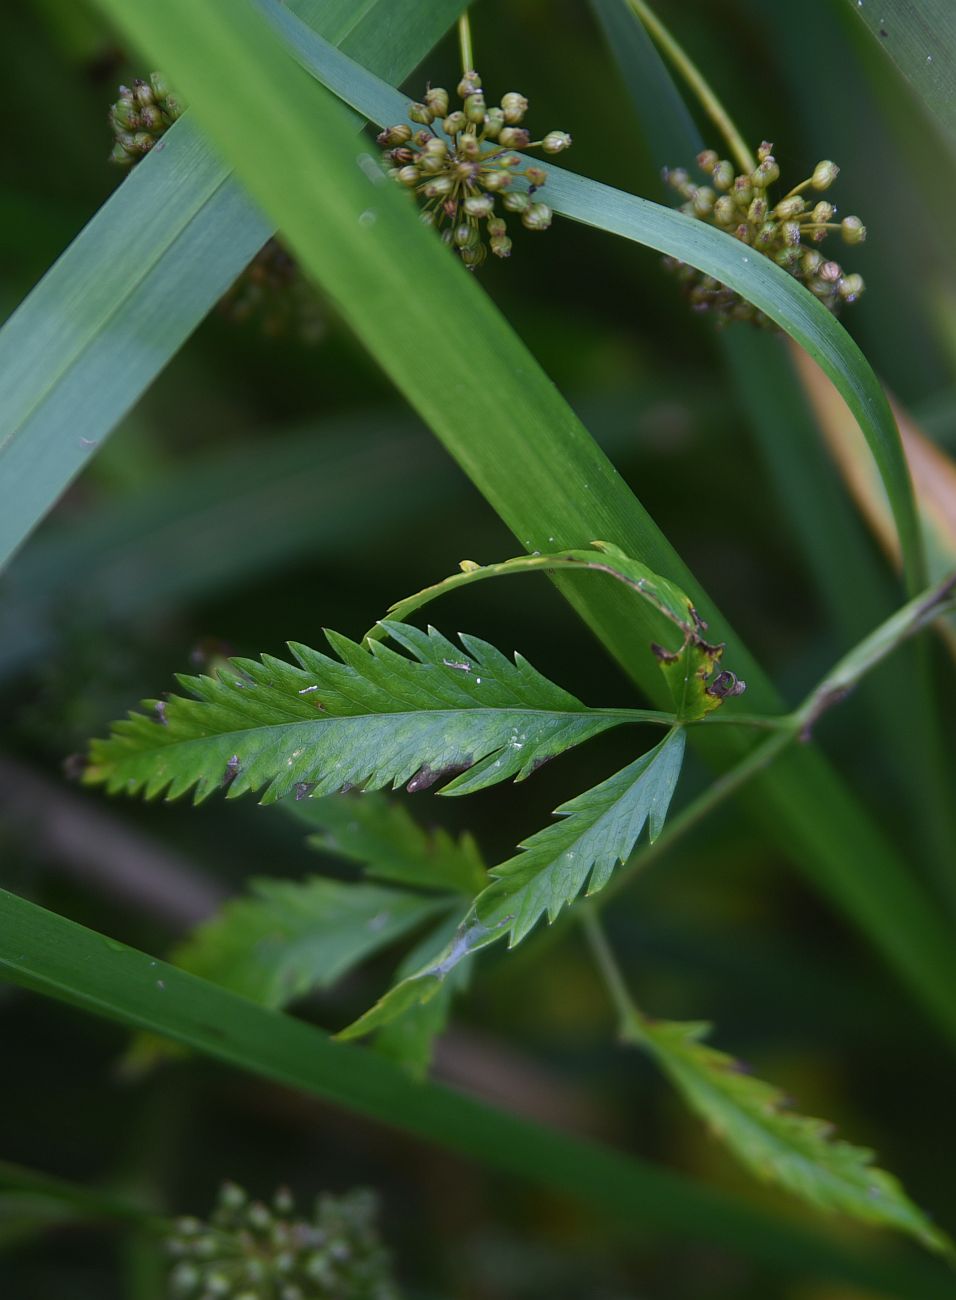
166;1181;399;1300
377;70;571;268
662;141;866;325
108;72;184;166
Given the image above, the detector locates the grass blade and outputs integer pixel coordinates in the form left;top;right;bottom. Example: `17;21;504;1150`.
1;887;954;1298
0;0;464;568
253;0;925;597
847;0;956;152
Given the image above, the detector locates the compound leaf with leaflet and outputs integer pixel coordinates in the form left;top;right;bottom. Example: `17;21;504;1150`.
628;1015;953;1256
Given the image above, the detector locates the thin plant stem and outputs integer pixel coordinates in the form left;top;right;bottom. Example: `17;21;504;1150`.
580;909;649;1046
625;0;755;174
458;12;474;76
0;1159;165;1232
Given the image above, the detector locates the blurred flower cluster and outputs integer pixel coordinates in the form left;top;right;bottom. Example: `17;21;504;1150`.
167;1182;399;1300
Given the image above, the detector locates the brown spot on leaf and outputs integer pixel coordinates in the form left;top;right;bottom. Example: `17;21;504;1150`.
294;781;316;801
406;759;473;793
222;755;241;790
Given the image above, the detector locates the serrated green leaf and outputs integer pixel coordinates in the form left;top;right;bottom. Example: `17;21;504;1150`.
479;727;686;941
286;790;487;897
629;1015;953;1256
170;876;446;1007
84;625;658;806
339;730;686;1041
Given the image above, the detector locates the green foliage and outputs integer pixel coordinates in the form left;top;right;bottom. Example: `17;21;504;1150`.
85;622;639;805
340;729;686;1040
169;877;445;1008
628;1014;953;1256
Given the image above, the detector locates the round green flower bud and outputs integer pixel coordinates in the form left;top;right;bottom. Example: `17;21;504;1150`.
500;154;522;168
810;201;834;224
377;124;412;147
130;132;155;156
841;215;866;244
754;222;778;250
481;170;510;191
503;191;530;212
442;111;467;135
757;140;774;162
418;153;444;174
522;201;552;230
498;126;530;148
490;234;513;258
423;175;453;197
802;249;823;275
460;243;486;268
819;259;842;282
753;157;780;187
425;86;449;117
775;246;802;270
713;159;735;191
458;71;482;97
412;129;432;147
171;1262;202;1293
733;175;754;207
464;92;486;124
423;135;447;157
664;167;692;197
525;165;547;187
454;223;477;247
110;98;139;130
459;133;481;159
408;102;434;125
132;78;155;108
781;220;802;245
501;92;528;123
812;159;840;190
747;195;767;224
397;165;420;186
696;148;719;173
483;107;504;139
692;186;716;217
838;272;864;300
464;194;494;217
149;72;172;100
773;195;805;219
138;104;164;132
541;130;572;154
713;195;737;225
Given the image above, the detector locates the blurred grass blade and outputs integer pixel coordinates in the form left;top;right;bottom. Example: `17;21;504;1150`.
0;0;464;569
87;0;956;1045
792;342;956;657
252;0;926;597
848;0;956;151
1;888;955;1298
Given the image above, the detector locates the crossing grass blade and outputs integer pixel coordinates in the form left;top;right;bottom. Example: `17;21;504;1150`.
250;0;926;598
85;0;956;1047
2;888;955;1298
0;0;465;569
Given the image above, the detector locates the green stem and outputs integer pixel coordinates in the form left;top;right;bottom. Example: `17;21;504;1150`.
625;0;755;174
458;12;474;76
580;909;648;1045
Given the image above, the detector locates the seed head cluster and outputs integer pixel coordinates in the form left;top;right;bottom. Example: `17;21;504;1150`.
663;142;866;325
108;73;184;166
166;1182;398;1300
377;70;572;267
108;74;324;344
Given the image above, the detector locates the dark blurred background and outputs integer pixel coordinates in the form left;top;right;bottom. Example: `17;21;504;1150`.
2;1;955;1296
